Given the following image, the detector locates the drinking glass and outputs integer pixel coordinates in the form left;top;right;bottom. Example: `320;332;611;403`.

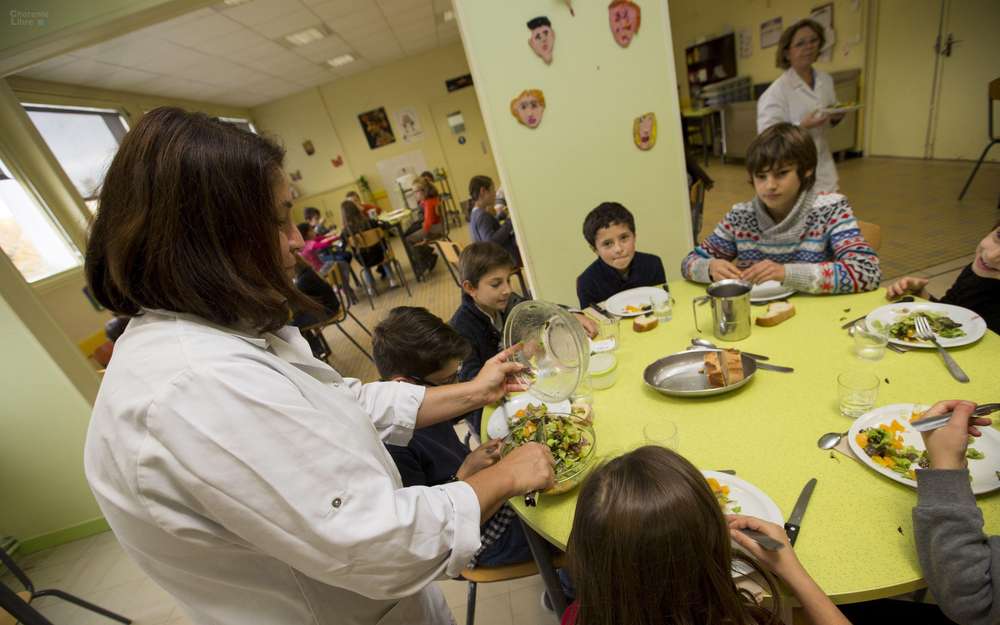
650;294;672;322
837;371;879;418
592;316;620;352
643;421;678;449
853;321;888;361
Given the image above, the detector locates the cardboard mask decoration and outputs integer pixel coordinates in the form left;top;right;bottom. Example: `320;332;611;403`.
510;89;546;129
633;113;656;150
527;16;555;64
608;0;641;48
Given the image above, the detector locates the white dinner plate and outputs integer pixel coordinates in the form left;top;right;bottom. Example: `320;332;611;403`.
865;302;987;348
821;104;863;115
749;280;796;304
703;470;784;577
603;286;667;317
485;394;571;440
847;404;1000;496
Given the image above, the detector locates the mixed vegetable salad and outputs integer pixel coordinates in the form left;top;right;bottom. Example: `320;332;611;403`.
507;403;592;477
707;477;741;514
882;311;966;342
857;412;984;481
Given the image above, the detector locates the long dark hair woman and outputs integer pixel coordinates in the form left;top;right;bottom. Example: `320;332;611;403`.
83;107;554;625
564;446;850;625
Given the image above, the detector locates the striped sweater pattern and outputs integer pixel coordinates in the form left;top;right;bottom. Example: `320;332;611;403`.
681;190;881;294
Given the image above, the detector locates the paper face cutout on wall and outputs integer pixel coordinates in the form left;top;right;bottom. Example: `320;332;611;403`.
633;113;656;150
608;0;641;48
510;89;546;129
527;16;555;64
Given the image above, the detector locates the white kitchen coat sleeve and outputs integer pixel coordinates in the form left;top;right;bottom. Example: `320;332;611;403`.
756;82;791;133
138;361;482;601
344;378;425;446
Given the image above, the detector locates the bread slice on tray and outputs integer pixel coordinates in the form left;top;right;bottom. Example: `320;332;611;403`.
703;349;745;388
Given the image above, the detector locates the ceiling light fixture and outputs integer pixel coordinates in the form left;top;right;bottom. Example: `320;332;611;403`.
327;54;355;67
285;27;326;46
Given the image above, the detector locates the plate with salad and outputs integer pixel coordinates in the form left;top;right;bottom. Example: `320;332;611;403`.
603;286;668;317
501;403;596;495
703;471;783;577
866;302;987;348
847;404;1000;495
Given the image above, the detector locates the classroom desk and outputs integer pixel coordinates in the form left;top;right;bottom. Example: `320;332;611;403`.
682;107;720;165
484;280;1000;610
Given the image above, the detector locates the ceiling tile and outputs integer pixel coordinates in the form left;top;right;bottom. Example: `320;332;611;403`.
158;12;243;47
385;4;434;25
249;50;315;74
220;0;302;27
235;40;290;61
324;6;385;32
96;67;162;91
292;35;352;62
18;54;79;78
332;58;371;77
310;0;376;21
331;17;392;40
189;28;269;56
377;0;428;11
250;9;320;40
177;60;269;88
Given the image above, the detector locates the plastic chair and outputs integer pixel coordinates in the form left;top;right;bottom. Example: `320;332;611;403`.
459;553;565;625
857;220;882;252
0;545;131;624
958;77;1000;200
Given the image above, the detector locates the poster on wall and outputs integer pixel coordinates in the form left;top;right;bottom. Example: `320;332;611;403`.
738;28;752;58
760;16;783;48
375;150;429;212
358;107;396;149
395;107;424;143
809;3;835;62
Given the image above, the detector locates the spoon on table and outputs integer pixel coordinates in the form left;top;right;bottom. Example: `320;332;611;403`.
690;338;770;361
817;431;848;450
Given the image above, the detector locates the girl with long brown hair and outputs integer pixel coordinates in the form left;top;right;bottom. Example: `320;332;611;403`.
564;446;850;625
340;199;399;291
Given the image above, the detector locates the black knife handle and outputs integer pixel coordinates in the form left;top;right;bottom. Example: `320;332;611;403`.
524;493;537;507
784;523;800;546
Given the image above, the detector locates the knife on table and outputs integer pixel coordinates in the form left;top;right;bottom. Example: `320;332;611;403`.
784;478;817;546
754;361;794;373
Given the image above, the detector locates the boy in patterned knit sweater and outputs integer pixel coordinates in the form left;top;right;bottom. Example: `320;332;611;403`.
681;123;880;293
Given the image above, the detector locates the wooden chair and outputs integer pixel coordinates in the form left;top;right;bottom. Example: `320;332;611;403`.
459;553;566;625
348;228;412;309
857;220;882;252
436;239;464;287
296;271;374;365
689;179;706;243
958;77;1000;200
0;546;131;625
509;267;530;299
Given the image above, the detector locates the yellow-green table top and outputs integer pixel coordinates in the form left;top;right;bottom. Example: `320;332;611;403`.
484;280;1000;604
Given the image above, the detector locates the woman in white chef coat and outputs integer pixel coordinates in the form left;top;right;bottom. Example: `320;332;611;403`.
757;18;844;193
83;107;555;625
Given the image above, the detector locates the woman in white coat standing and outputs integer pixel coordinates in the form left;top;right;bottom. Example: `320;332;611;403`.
83;107;555;625
757;18;844;193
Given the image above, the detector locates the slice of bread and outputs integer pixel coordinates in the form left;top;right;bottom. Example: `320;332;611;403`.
633;314;658;332
703;349;745;388
756;301;796;327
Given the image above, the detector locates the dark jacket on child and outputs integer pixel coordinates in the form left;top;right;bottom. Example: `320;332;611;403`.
449;291;525;434
936;264;1000;334
576;251;667;309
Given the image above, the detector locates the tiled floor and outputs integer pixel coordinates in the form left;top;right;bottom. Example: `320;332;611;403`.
4;156;996;625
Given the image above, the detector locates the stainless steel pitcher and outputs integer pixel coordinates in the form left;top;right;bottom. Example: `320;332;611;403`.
692;279;753;342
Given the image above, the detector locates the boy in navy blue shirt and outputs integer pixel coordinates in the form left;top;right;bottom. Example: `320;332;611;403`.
576;202;667;309
373;306;533;568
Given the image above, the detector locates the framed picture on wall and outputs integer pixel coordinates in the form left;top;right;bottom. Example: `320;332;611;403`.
358;107;396;149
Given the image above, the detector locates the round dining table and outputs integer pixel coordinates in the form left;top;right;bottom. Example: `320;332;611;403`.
483;280;1000;607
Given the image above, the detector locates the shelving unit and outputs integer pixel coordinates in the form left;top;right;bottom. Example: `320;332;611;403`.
684;33;737;106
